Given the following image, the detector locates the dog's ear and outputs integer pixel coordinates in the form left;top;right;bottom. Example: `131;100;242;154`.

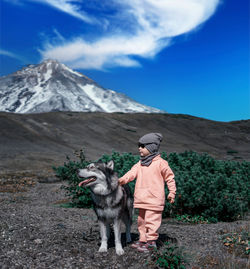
106;160;114;171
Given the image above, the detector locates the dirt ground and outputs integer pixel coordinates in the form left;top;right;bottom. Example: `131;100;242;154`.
0;176;249;269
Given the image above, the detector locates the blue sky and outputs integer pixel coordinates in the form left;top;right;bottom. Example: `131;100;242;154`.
0;0;249;122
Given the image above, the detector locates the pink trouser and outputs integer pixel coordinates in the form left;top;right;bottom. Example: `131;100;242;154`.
137;208;162;242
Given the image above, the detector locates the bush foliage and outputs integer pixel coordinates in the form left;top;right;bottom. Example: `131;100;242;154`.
152;242;187;269
53;150;92;208
53;150;250;222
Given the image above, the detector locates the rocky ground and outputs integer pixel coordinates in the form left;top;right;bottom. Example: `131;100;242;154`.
0;175;249;269
1;112;249;268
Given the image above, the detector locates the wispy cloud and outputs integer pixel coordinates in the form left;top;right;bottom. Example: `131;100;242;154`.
0;49;25;62
6;0;96;23
40;0;96;24
39;0;221;70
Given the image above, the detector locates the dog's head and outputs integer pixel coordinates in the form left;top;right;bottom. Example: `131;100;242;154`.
78;160;118;195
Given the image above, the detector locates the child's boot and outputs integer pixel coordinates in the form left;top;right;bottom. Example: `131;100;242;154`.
131;241;146;249
137;240;157;253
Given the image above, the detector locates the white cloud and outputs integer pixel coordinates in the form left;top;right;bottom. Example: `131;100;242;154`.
7;0;96;23
40;0;220;70
41;0;96;24
0;49;25;62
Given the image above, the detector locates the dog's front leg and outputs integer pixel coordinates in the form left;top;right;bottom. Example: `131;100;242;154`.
113;219;124;255
98;220;108;253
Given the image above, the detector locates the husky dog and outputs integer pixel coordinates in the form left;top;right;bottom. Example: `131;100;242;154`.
78;160;133;255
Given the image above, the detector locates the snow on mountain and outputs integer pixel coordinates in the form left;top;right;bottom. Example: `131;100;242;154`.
0;59;164;114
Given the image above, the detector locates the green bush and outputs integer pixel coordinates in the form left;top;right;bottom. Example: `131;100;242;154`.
166;151;250;222
98;151;140;177
53;150;250;222
53;150;92;207
98;151;140;192
151;242;187;269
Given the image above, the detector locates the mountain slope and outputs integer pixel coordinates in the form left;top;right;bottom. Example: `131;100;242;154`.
0;112;249;174
0;59;163;113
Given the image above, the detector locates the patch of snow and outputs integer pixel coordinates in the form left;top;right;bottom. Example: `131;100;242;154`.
62;64;83;77
43;68;52;82
80;84;110;112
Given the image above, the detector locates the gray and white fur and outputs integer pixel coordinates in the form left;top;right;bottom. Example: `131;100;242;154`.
78;160;133;255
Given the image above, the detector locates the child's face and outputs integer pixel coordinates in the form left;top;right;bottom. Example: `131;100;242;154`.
138;145;151;157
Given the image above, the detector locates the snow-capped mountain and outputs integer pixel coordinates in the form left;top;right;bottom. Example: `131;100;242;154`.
0;59;163;114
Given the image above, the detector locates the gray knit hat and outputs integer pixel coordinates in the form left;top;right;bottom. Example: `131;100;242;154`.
138;133;163;153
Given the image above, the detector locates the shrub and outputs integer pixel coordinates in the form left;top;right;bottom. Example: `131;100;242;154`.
98;151;140;192
53;150;92;208
151;242;187;269
53;150;250;222
165;151;250;222
98;151;140;178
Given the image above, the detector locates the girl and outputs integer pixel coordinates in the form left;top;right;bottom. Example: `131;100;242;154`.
119;133;176;253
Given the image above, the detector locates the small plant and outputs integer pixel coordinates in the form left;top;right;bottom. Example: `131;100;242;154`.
220;229;250;256
174;214;210;224
151;242;187;269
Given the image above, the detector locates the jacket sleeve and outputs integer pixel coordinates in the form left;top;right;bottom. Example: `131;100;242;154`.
119;162;139;185
161;161;176;198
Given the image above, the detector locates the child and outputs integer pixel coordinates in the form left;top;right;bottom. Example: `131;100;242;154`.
119;133;176;253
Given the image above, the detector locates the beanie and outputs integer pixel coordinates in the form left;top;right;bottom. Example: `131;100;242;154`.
138;133;163;153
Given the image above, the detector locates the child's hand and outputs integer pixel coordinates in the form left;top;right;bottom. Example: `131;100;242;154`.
167;194;175;204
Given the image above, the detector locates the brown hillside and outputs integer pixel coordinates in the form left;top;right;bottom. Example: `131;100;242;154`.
0;112;249;175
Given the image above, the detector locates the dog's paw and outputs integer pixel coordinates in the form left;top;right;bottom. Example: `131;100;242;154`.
116;247;124;256
98;247;108;253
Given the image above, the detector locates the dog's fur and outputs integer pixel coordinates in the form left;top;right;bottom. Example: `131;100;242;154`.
78;160;133;255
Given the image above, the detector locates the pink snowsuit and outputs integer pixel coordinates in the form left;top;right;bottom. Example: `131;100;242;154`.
119;155;176;241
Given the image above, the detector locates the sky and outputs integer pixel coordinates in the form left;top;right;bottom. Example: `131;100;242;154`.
0;0;249;122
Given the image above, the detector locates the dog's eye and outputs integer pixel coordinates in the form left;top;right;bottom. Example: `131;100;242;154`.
88;163;95;169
